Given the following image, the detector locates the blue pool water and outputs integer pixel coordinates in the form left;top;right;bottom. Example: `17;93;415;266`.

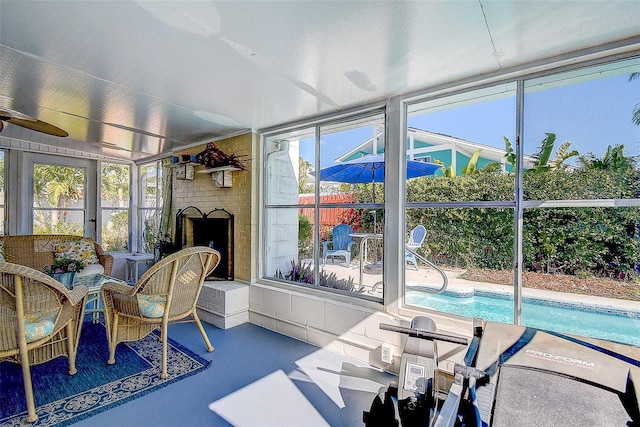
406;290;640;346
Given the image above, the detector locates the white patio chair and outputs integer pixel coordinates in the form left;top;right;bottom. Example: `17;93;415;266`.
405;225;426;270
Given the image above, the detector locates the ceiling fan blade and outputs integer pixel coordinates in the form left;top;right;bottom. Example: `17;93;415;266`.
0;108;35;121
5;117;69;137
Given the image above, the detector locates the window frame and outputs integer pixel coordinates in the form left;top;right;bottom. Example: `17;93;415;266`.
137;159;164;255
258;50;640;325
260;107;387;302
99;161;131;252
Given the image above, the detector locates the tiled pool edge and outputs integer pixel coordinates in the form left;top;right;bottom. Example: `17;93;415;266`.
411;285;640;320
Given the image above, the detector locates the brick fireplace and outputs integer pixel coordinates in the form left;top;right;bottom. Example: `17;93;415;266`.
172;133;255;329
175;206;234;280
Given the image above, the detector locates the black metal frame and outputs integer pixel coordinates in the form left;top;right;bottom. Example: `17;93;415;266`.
175;206;235;280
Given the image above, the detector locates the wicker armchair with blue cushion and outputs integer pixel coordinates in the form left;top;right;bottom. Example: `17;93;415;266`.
101;247;220;379
0;262;89;423
322;224;354;266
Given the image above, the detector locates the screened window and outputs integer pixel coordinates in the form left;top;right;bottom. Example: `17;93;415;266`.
263;111;385;300
405;83;517;308
402;59;639;345
139;161;164;253
33;163;86;235
100;162;130;251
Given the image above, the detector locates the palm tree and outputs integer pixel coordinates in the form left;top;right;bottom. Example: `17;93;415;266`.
630;72;640;126
434;149;483;176
298;156;314;193
33;165;85;233
503;133;578;173
550;141;579;171
101;163;131;250
577;144;637;171
101;163;130;207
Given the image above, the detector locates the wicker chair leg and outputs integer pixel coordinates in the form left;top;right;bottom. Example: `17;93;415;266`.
107;314;119;365
19;350;38;423
193;311;214;352
161;319;168;379
66;323;78;375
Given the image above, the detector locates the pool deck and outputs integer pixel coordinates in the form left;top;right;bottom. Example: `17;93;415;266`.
319;259;640;313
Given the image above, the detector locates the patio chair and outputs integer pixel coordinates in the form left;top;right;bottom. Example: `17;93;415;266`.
322;224;354;266
101;247;220;379
405;225;426;270
0;262;89;423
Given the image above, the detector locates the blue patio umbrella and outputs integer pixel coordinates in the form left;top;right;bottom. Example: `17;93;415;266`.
312;154;439;231
311;154;439;188
312;154;439;268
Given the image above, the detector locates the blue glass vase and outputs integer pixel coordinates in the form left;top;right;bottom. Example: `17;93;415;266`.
51;272;76;289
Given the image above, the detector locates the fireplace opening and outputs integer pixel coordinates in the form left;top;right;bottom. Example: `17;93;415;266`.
175;206;234;280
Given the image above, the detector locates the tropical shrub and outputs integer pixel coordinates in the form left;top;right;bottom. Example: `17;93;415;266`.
298;213;313;257
274;259;364;293
404;160;640;280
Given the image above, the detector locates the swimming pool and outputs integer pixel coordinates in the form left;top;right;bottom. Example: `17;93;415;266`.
406;288;640;346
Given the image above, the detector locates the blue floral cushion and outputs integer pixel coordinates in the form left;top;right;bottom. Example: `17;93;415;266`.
24;310;58;343
137;295;166;318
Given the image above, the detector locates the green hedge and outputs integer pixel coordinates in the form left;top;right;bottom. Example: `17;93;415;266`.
405;168;640;280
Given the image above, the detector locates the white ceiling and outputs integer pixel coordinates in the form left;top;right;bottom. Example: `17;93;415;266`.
0;1;639;161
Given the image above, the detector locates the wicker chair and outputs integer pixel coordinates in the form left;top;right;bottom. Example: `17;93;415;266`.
0;262;89;423
101;246;220;379
0;234;114;275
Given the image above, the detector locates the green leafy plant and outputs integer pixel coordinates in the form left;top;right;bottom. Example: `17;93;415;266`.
551;141;579;170
44;257;86;274
434;149;483;177
530;132;556;173
405;145;640;281
275;259;364;293
578;144;637;172
503;136;516;170
433;159;456;177
298;214;313;257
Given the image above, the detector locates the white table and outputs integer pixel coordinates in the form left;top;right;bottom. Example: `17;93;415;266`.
125;253;155;285
349;233;383;288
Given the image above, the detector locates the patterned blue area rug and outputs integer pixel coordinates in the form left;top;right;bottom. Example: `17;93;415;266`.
0;321;211;426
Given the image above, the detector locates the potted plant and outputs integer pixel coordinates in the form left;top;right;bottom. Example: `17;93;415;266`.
44;257;86;288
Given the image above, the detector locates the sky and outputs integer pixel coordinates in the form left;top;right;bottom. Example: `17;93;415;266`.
300;71;640;169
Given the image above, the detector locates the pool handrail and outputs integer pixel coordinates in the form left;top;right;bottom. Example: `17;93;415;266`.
406;247;448;294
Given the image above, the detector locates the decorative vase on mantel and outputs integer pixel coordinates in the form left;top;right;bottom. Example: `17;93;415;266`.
50;272;76;289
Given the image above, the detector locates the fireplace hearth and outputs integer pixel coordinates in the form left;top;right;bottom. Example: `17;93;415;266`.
175;206;234;280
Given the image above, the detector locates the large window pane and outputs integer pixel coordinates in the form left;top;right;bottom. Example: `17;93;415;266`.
100;162;130;251
101;209;128;251
523;58;640;200
405;84;517;318
263;112;385;300
101;163;130;208
408;83;517;184
33;164;86;234
264;127;314;283
521;59;640;346
33;210;84;235
520;206;639;345
138;161;163;253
